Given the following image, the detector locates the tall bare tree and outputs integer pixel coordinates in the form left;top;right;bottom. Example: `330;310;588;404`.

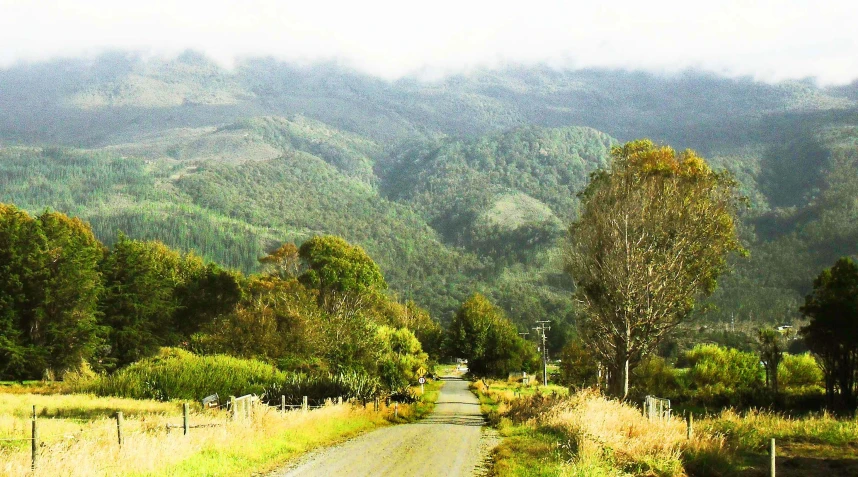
566;140;744;399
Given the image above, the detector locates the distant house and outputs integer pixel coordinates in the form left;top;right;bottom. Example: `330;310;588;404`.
776;325;793;333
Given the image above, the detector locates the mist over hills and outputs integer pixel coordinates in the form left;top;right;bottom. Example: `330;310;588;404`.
2;51;857;346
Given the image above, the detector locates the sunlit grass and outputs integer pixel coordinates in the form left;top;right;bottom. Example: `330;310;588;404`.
475;378;858;476
0;375;447;476
0;393;397;477
699;408;858;450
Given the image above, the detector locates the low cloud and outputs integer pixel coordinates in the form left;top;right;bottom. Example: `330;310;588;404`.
0;0;856;84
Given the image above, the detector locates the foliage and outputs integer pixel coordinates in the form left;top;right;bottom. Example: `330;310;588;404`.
100;234;240;368
192;275;324;368
558;338;599;389
631;355;681;400
678;344;763;406
800;256;858;413
566;139;744;398
374;325;428;390
299;235;387;315
779;352;824;390
370;298;444;360
3;57;858;343
757;327;784;393
0;204;104;379
261;370;382;407
446;293;538;377
79;347;285;401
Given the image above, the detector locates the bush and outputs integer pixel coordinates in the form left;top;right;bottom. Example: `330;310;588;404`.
779;353;823;390
78;348;285;401
678;344;763;406
261;371;381;407
559;339;599;389
631;355;681;400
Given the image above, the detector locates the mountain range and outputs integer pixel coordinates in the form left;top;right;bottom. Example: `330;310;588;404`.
2;51;857;348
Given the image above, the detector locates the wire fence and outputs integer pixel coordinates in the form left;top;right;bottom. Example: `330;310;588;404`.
3;393;369;473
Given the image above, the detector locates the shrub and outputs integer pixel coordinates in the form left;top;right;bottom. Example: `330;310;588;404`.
78;348;285;401
559;339;598;388
779;353;824;390
261;371;381;407
678;344;763;406
631;355;681;400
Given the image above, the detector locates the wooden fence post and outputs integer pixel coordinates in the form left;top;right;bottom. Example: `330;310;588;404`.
394;402;398;419
770;438;776;477
230;396;237;421
686;412;693;439
31;413;38;471
183;403;189;435
281;395;286;412
302;396;308;412
116;411;124;447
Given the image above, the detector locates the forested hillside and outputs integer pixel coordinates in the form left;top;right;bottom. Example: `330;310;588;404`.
2;51;858;350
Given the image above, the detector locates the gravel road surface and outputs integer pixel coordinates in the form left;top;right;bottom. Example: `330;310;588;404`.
273;377;489;477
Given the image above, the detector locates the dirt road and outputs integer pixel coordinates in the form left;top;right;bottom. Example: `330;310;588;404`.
273;378;490;477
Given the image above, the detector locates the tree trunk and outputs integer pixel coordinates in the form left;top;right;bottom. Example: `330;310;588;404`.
607;357;631;400
772;367;778;394
622;358;629;400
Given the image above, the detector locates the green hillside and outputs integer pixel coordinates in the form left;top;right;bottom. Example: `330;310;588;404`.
2;52;858;349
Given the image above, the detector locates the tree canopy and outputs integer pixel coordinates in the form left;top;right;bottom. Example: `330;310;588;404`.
800;256;858;413
446;293;538;377
566;139;744;398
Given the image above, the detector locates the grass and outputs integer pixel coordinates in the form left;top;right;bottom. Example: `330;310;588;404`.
490;422;574;477
0;393;396;476
410;380;444;420
472;380;573;476
0;376;445;476
474;378;858;476
686;409;858;476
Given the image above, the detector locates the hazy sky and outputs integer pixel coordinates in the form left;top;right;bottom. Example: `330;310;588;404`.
1;0;856;84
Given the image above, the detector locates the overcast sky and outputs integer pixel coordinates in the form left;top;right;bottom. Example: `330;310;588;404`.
1;0;856;84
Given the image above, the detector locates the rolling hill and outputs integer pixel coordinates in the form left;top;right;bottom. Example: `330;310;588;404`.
2;51;858;348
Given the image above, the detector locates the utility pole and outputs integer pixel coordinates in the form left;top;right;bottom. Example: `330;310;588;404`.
533;321;551;386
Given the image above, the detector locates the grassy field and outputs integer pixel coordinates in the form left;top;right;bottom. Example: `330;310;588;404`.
472;379;858;476
0;379;444;476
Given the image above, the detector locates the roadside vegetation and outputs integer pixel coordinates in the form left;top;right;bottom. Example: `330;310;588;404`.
473;378;858;476
0;376;442;476
0;393;386;476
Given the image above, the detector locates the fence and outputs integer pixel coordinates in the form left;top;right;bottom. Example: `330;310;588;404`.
641;400;781;476
2;394;366;473
643;395;671;422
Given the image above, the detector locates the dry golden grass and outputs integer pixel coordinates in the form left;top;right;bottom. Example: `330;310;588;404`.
699;408;858;450
478;379;858;476
539;390;688;475
0;393;391;477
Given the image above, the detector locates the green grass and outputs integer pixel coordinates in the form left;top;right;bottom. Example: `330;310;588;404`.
472;379;572;476
144;380;446;475
412;379;444;420
491;423;571;477
130;410;386;477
